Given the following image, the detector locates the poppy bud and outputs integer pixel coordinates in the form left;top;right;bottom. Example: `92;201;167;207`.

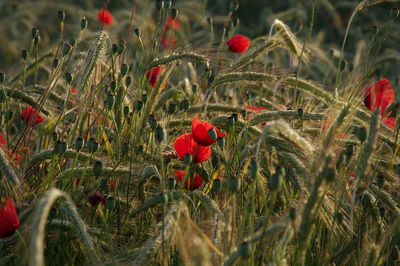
126;76;132;87
89;192;105;206
117;40;126;55
348;63;354;72
22;50;28;60
227;116;235;127
123;106;130;116
156;0;164;10
171;8;178;19
212;178;222;193
167;177;176;189
241;109;247;119
324;167;335;182
217;137;225;149
289;207;296;221
207;17;213;26
54;140;62;154
164;0;172;9
149;115;157;130
60;141;68;154
297;108;304;119
32;28;39;39
160;192;169;204
69;37;76;47
57;10;65;22
155;125;165;143
377;173;384;189
80;17;87;30
141;94;148;103
357;127;367;143
137;144;144;153
227;177;240;192
110;81;117;92
134;28;140;37
249;158;258;179
390;7;399;19
192;84;198;93
370;26;379;37
135;100;144;112
239;241;252;259
231;113;238;122
34;35;40;46
268;174;282;191
107;93;115;110
53;58;59;68
229;1;239;12
183;153;191;165
179;99;190;111
93;161;103;177
52;132;58;142
62;43;72;57
167;102;176;114
120;64;128;76
339;59;347;72
64;72;73;84
208;128;217;141
5;110;13;121
106;196;116;210
0;72;5;84
75;137;84;151
87;137;98;153
121;142;130;155
112;44;118;55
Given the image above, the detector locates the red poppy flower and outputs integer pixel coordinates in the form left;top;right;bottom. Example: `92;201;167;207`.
245;106;267;126
226;34;251;53
71;87;78;94
146;66;164;88
173;133;211;164
364;78;394;116
161;35;176;49
175;170;203;190
0;134;6;146
88;192;105;206
109;179;121;191
8;149;21;166
21;106;44;126
192;116;226;146
97;9;113;26
0;198;19;238
165;17;180;31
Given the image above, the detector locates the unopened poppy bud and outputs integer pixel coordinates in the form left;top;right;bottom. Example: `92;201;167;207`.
126;76;132;87
112;44;118;55
348;63;354;72
93;161;103;177
217;137;225;149
229;1;239;12
34;35;40;45
141;94;148;103
149;115;157;130
377;173;384;189
64;72;73;84
227;115;235;127
339;59;347;72
117;40;126;55
268;174;282;191
208;128;217;141
137;144;144;152
167;102;176;114
87;137;98;153
121;142;130;155
370;26;379;37
167;177;176;189
110;81;117;92
134;28;140;37
179;99;189;111
106;196;116;210
80;17;87;30
75;137;84;151
297;108;304;119
53;58;59;68
241;109;247;119
69;37;76;47
52;132;58;142
32;28;39;39
120;64;128;76
160;192;169;204
171;8;178;19
250;158;258;179
230;113;237;123
183;153;192;165
22;50;28;60
192;84;198;93
54;140;62;154
57;10;65;22
239;241;252;259
205;68;212;78
89;192;104;206
107;93;115;109
0;72;5;84
155;125;165;143
357;126;367;142
123;106;130;116
135;100;144;112
156;0;164;10
207;17;213;26
324;167;335;182
390;7;399;19
227;177;240;192
212;178;222;193
164;0;172;9
289;207;296;221
62;43;72;56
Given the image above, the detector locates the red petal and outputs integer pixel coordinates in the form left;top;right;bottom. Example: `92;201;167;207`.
146;67;164;88
97;9;113;25
364;78;394;116
226;34;251;53
165;17;180;31
173;133;211;164
161;35;176;49
0;199;19;238
175;170;203;190
192;116;225;146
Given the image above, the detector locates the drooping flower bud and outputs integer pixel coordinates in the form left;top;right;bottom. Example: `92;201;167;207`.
57;10;65;22
93;161;103;177
75;137;84;151
80;17;87;30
